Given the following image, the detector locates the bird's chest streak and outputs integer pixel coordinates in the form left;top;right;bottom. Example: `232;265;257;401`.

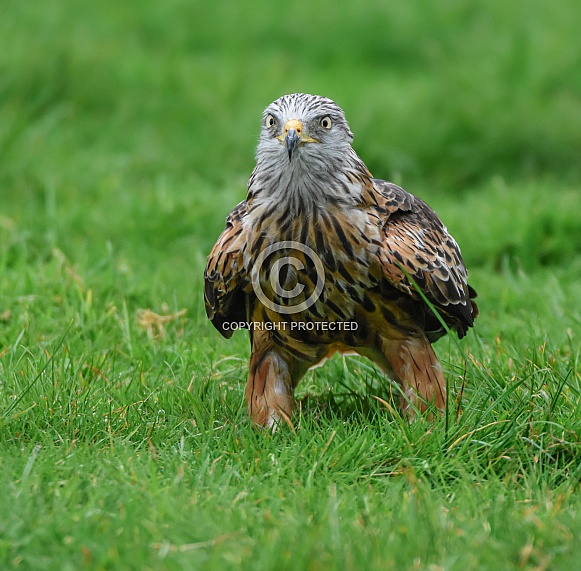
246;211;382;347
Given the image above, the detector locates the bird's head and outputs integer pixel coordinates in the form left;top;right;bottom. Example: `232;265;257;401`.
250;93;370;210
257;93;354;167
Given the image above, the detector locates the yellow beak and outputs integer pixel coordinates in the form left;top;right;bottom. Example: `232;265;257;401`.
276;119;319;161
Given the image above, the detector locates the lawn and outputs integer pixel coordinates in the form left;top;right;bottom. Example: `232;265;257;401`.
1;0;581;569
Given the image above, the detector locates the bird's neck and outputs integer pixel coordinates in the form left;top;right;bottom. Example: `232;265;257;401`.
247;149;373;216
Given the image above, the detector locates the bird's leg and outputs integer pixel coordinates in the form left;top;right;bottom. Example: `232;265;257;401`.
381;336;446;418
246;348;295;430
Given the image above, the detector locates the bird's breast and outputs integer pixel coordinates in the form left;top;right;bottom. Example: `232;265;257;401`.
244;205;385;342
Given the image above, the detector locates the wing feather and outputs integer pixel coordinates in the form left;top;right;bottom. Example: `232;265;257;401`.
204;201;249;338
373;179;478;338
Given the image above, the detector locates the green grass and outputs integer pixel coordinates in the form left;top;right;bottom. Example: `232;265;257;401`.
1;0;581;569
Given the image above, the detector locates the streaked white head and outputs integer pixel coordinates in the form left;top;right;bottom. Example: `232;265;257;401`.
250;93;369;212
259;93;353;162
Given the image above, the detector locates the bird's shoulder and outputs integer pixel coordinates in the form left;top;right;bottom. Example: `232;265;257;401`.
360;178;427;217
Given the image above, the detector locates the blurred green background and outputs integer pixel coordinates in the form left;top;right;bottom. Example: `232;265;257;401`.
1;0;580;358
1;2;581;569
0;0;580;349
2;0;580;271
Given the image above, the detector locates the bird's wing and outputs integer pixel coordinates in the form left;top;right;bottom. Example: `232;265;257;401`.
372;179;478;337
204;200;250;338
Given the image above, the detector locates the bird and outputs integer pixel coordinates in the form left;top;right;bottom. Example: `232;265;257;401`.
204;93;478;429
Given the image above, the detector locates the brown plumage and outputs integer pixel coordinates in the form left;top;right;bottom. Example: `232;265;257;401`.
205;93;478;428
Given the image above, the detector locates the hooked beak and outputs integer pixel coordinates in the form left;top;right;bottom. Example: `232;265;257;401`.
276;119;319;161
285;128;301;161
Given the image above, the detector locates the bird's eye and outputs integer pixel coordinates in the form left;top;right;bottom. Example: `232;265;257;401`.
319;116;332;129
265;114;276;128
